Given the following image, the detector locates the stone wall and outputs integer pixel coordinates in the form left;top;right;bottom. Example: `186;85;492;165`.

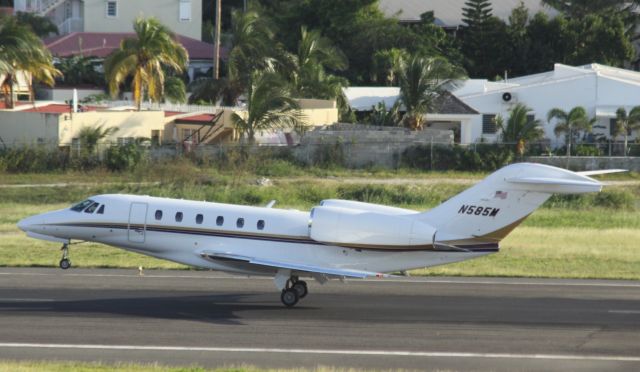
295;124;453;168
526;156;640;171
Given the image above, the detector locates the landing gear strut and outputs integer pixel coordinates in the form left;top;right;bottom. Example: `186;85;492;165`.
59;244;71;270
280;276;308;308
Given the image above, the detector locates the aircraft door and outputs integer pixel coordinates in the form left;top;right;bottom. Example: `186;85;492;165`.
128;202;148;243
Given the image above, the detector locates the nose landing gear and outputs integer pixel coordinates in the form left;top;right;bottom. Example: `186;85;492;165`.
59;244;71;270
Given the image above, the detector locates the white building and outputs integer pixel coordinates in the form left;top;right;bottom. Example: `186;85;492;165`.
13;0;202;40
454;63;640;145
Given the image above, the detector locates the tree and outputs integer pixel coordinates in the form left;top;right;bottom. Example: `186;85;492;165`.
547;106;595;156
55;56;104;86
231;71;306;144
0;15;60;108
163;76;187;104
104;17;188;110
78;125;119;155
189;7;283;105
15;11;58;37
460;0;509;78
614;107;640;156
495;103;544;156
291;26;348;100
396;55;466;130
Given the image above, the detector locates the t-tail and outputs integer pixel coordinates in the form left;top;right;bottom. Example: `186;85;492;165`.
416;163;610;249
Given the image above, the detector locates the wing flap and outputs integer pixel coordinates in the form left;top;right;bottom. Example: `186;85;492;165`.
200;251;388;279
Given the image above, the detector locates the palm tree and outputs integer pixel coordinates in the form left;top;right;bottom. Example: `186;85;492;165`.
396;55;467;130
291;26;348;100
0;15;60;108
231;71;306;144
614;107;640;156
104;17;188;110
495;103;544;156
547;106;595;157
163;76;187;104
189;7;282;106
78;125;119;155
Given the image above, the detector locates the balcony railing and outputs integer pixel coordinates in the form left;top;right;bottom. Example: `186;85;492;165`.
58;17;83;34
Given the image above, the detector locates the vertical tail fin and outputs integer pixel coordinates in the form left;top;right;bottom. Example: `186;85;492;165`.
417;163;602;244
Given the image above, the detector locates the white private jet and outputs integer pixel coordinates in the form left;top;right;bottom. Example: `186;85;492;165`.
17;163;619;307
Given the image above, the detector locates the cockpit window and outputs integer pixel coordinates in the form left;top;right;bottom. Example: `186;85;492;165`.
97;205;105;214
70;199;95;212
84;202;99;213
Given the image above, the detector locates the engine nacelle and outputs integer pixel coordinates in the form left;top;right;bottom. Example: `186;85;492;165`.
309;206;436;249
320;199;417;215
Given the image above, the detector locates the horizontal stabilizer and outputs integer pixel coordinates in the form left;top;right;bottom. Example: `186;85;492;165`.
505;176;602;194
577;169;627;176
200;251;389;279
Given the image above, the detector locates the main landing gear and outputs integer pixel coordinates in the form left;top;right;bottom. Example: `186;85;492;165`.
280;276;308;308
59;244;71;270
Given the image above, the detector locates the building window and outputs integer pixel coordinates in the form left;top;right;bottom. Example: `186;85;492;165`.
257;220;265;230
175;212;183;222
482;114;497;134
526;114;535;124
179;0;192;22
216;216;224;226
236;218;244;228
196;214;204;224
106;1;117;17
155;210;163;220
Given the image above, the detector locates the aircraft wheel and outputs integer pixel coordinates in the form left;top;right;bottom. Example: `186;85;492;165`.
292;281;308;298
59;258;71;270
281;288;299;308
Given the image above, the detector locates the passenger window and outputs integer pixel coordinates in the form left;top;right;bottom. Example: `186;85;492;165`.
97;205;105;214
155;210;163;220
84;202;99;213
216;216;224;226
175;212;183;222
236;218;244;228
257;220;265;230
196;214;203;224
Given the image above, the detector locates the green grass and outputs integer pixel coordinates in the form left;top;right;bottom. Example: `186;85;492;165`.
0;361;382;372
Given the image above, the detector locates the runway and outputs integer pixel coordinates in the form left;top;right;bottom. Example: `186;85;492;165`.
1;268;640;371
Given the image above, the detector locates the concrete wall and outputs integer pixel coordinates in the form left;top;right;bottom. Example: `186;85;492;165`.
295;124;453;168
58;111;166;144
83;0;202;40
527;156;640;172
0;111;60;146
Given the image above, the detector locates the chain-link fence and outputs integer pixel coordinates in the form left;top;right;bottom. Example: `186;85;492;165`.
2;140;640;173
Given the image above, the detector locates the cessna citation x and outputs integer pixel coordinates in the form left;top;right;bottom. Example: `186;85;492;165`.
18;163;618;307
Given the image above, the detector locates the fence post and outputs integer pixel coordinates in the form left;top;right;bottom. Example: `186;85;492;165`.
430;136;434;171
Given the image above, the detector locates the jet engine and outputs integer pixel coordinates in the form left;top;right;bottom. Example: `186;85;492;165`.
308;206;437;249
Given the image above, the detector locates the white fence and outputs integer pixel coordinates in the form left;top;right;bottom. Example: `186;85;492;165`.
105;101;242;114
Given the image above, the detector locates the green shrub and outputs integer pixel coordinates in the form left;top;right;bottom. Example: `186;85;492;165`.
104;144;145;171
400;144;514;171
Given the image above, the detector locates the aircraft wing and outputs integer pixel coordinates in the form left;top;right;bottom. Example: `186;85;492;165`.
200;250;389;279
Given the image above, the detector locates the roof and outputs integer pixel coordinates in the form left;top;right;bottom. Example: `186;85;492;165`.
174;113;219;124
431;91;479;115
44;32;222;60
342;87;401;111
342;87;477;115
22;104;100;114
379;0;556;27
454;63;640;98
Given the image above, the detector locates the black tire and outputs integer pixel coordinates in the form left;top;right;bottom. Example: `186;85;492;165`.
281;288;299;307
59;258;71;270
293;281;308;299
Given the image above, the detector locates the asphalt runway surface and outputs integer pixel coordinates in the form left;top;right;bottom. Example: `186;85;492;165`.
1;268;640;371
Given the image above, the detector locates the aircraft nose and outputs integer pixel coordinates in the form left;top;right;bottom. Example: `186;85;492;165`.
17;216;36;232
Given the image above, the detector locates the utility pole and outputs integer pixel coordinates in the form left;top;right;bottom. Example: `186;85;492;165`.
212;0;221;79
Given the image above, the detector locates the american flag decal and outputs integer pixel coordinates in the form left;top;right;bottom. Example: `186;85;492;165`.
494;191;508;199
